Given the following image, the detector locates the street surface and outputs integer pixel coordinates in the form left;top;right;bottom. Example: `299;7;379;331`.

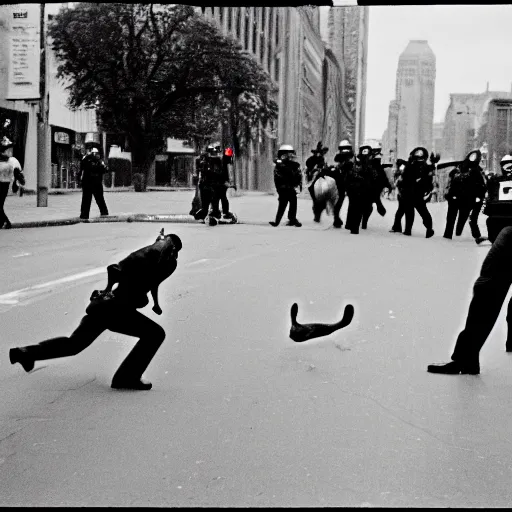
1;197;512;507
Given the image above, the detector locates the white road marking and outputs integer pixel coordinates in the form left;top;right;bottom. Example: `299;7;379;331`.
0;267;105;304
185;258;210;266
12;252;31;258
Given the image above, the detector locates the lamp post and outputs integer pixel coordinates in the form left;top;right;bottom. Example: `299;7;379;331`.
37;3;50;207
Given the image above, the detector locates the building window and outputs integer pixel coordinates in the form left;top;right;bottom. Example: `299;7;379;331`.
275;57;280;83
252;8;258;54
244;11;250;50
236;8;242;37
276;11;280;46
260;33;265;62
227;7;233;32
219;7;224;26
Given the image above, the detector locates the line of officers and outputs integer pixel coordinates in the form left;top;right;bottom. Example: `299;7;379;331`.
270;139;512;243
271;139;435;236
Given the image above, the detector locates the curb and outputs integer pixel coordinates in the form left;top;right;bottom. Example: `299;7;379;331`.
8;213;204;229
6;213;262;229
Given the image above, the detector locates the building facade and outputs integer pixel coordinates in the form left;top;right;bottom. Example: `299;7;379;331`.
0;3;98;193
442;87;512;162
202;6;369;189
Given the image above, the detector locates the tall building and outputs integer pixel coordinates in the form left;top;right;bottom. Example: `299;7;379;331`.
382;40;436;162
201;6;369;189
396;40;436;157
326;6;369;149
432;122;444;154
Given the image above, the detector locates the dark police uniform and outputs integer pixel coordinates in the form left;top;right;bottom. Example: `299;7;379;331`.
443;150;487;241
484;171;512;243
79;152;109;219
271;157;302;226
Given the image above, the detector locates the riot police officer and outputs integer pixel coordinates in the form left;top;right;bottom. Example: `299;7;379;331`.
345;144;374;235
79;147;109;220
193;142;225;226
270;144;303;227
400;147;435;238
361;141;393;229
483;154;512;242
389;159;408;233
443;149;488;244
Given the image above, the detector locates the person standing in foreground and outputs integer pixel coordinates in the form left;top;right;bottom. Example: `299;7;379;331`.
10;230;182;390
483;154;512;243
428;226;512;374
79;147;109;220
269;144;303;227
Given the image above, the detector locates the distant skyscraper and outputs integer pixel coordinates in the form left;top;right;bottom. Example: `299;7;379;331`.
395;40;436;158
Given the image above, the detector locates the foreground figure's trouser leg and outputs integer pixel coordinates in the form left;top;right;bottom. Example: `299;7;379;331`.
391;196;405;232
109;310;166;383
451;226;512;362
19;314;107;361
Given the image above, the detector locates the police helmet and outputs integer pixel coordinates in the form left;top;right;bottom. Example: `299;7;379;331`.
358;145;372;157
500;154;512;173
277;144;296;158
338;139;352;151
410;147;428;161
206;142;221;154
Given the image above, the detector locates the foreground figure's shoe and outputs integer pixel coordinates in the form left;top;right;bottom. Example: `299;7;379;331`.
269;221;279;227
286;220;302;227
506;342;512;353
443;234;452;239
333;218;343;228
403;231;412;236
389;227;402;233
9;347;35;373
427;360;480;375
426;229;435;238
289;302;355;343
475;237;489;245
111;378;152;390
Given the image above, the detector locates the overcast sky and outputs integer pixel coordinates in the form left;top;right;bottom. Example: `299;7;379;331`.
364;5;512;141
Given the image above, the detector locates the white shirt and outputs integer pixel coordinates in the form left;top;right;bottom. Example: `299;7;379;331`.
8;156;21;171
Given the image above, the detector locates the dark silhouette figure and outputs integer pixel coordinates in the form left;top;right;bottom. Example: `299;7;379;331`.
289;302;355;343
428;226;512;375
9;229;182;390
79;148;109;220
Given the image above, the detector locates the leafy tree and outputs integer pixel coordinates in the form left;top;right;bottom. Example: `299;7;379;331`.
49;3;277;189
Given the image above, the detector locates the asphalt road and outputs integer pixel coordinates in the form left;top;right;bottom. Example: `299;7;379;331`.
1;209;512;507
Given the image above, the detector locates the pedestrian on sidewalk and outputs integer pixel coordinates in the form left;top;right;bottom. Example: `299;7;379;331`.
428;226;512;375
0;136;14;229
9;230;182;390
269;144;302;227
79;147;109;220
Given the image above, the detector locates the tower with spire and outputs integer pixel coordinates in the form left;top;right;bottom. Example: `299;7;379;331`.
394;40;436;158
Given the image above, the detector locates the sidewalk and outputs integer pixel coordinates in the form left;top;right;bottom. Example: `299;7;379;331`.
2;188;279;228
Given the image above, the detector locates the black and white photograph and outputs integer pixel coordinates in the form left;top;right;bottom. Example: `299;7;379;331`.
2;1;512;507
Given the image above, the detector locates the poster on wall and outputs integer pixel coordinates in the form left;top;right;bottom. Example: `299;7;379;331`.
4;4;41;100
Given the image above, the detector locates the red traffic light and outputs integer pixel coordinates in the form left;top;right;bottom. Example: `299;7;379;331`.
224;147;233;157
